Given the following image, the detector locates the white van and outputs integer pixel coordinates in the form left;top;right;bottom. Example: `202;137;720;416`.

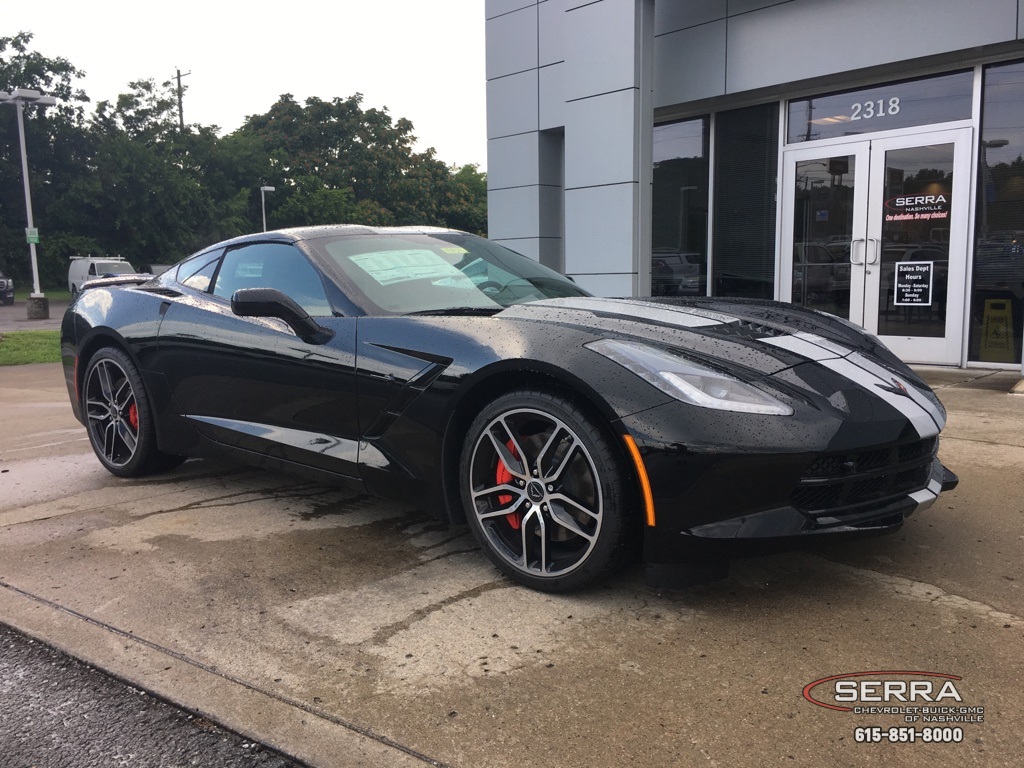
68;257;138;296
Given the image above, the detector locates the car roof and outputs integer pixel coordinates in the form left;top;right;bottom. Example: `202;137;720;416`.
284;224;467;240
205;224;468;251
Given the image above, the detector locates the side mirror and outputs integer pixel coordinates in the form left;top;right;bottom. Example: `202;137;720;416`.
231;287;334;344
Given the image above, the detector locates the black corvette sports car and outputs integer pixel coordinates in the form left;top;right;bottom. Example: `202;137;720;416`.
61;225;958;591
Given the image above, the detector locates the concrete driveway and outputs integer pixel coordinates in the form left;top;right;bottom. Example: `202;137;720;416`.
0;362;1021;767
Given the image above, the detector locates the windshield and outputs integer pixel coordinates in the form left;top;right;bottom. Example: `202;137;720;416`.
310;232;589;314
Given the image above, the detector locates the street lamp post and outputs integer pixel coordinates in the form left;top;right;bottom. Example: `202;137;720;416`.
260;185;275;232
0;88;58;320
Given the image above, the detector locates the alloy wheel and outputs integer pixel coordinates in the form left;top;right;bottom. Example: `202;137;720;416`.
468;407;604;579
85;358;140;468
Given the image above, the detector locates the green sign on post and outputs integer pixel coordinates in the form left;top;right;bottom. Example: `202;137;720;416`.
25;227;39;244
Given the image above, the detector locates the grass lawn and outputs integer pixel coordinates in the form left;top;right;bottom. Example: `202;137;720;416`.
14;288;72;302
0;330;61;366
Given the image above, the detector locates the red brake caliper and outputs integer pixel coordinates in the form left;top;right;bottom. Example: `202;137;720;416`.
128;403;139;431
496;440;522;530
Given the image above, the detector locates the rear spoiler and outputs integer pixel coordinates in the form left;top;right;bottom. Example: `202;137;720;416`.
80;274;154;291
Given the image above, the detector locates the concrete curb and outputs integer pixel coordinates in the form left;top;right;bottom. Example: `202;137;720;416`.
0;582;440;768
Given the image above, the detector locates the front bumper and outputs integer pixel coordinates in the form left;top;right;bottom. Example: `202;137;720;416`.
686;456;955;541
622;408;958;563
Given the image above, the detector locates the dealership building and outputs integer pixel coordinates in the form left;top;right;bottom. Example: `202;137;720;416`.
484;0;1024;367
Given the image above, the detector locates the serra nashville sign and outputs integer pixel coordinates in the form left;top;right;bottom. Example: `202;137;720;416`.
884;193;950;222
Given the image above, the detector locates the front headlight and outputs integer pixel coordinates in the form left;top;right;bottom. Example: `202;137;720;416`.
587;339;793;416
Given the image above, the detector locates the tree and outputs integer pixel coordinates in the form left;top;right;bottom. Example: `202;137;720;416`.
0;35;488;288
440;163;487;235
236;94;486;232
0;32;92;284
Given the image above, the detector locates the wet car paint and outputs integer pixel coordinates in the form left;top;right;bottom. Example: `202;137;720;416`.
60;227;958;573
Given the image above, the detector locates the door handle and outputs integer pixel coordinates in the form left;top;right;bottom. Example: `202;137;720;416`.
867;238;880;265
850;238;866;266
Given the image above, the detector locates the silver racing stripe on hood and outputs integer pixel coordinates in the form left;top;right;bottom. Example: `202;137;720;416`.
765;333;940;438
844;351;946;431
548;297;732;328
788;331;859;358
815;357;940;438
762;332;847;361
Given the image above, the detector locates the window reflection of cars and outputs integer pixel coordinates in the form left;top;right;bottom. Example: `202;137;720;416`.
792;244;850;306
825;238;851;260
651;250;704;296
975;236;1024;297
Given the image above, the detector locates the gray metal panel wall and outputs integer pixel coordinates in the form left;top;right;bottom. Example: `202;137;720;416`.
653;0;1023;109
487;0;655;295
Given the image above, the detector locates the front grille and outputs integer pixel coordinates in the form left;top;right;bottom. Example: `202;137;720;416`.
792;437;937;514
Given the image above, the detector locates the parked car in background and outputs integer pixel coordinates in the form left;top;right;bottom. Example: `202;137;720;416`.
68;257;137;297
0;271;13;305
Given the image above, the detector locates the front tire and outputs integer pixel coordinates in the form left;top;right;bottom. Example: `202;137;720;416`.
82;347;182;477
460;390;637;592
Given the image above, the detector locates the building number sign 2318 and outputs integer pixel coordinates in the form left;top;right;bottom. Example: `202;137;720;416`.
851;97;901;121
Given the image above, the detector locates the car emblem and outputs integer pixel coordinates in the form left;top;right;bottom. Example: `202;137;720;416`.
876;377;911;398
527;482;546;502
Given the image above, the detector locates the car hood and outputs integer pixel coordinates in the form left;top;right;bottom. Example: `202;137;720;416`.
500;296;905;376
497;296;945;438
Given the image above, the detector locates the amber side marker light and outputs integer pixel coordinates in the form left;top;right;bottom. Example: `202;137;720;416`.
622;434;655;527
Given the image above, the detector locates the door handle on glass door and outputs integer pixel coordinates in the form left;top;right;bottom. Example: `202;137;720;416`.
850;238;866;265
867;237;880;264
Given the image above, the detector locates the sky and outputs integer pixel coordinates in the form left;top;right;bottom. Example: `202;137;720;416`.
16;0;488;169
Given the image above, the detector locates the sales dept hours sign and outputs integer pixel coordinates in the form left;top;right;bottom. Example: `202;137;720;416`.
894;262;934;306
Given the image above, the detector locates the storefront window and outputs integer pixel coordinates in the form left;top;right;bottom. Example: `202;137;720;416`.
651;118;708;297
787;72;973;144
972;61;1024;365
713;103;779;299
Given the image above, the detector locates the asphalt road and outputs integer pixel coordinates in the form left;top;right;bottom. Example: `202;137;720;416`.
0;362;1022;768
0;298;69;333
0;624;303;768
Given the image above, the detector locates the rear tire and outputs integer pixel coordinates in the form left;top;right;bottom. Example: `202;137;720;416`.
460;390;638;592
82;347;183;477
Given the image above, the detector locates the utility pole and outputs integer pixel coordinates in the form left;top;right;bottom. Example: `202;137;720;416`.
0;88;57;320
174;67;191;131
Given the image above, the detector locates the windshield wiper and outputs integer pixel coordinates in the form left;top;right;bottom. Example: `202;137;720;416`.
404;306;503;316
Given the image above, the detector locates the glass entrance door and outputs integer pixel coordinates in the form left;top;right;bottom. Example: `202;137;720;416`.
780;127;972;364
